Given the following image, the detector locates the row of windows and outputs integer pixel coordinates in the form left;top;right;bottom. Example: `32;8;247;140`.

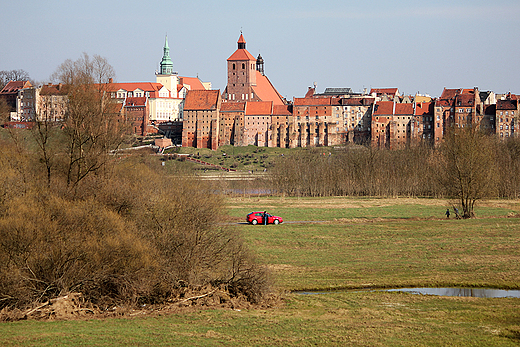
227;93;254;100
232;63;254;70
112;91;150;98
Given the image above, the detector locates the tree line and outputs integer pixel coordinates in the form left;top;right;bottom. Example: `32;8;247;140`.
269;129;520;218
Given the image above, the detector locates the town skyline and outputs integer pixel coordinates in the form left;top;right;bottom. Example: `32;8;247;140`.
2;0;520;99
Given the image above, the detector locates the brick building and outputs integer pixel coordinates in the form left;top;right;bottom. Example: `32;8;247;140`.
496;95;519;139
124;97;149;136
222;34;285;105
0;80;32;119
182;90;222;149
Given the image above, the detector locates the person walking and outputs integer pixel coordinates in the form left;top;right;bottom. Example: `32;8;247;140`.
445;208;450;219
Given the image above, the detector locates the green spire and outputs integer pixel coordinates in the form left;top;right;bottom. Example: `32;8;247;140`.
160;35;174;75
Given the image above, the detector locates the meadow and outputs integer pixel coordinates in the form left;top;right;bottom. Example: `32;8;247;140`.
1;197;519;346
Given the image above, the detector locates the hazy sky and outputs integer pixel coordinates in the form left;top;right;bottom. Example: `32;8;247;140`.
2;0;520;99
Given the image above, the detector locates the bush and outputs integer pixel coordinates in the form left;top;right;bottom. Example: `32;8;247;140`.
0;133;272;312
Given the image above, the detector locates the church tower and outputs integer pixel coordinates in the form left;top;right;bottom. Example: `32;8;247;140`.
226;34;257;101
160;35;174;75
156;35;179;97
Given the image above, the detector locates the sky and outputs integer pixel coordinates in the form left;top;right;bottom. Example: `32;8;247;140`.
2;0;520;99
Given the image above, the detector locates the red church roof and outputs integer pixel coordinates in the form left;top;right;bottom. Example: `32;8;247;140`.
227;49;256;61
227;34;256;61
251;71;285;106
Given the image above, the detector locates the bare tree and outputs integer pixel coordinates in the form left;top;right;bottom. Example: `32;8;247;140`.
437;126;498;218
0;98;10;123
50;53;114;87
0;69;31;90
42;53;125;192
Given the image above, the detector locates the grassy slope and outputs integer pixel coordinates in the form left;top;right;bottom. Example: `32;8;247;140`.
1;197;520;346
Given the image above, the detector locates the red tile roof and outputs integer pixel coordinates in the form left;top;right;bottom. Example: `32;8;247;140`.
440;88;461;100
179;77;206;90
497;99;518;110
0;80;32;94
293;97;332;106
184;90;220;110
342;97;375;106
273;104;292;116
105;82;164;95
221;102;246;111
245;101;273;115
370;88;398;97
394;103;413;115
455;94;475;107
435;99;452;107
373;101;394;115
414;102;433;116
125;97;147;107
40;83;70;95
227;39;256;62
251;71;285;105
304;87;315;98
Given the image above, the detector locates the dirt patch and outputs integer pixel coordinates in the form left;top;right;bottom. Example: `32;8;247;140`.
1;293;97;321
0;288;283;322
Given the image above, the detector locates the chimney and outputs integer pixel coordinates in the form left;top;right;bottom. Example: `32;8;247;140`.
109;78;113;84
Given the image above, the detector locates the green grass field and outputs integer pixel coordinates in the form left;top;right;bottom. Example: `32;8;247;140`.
1;197;520;346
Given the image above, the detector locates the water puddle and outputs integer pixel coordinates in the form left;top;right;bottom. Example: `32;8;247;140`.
295;288;520;298
385;287;520;298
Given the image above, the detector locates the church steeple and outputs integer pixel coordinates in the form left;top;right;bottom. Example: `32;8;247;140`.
237;33;246;49
160;35;174;75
